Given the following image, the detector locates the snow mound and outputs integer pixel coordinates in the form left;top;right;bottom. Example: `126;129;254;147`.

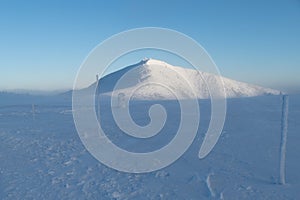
97;58;280;99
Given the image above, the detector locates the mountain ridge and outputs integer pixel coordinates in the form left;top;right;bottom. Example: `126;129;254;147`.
93;58;280;100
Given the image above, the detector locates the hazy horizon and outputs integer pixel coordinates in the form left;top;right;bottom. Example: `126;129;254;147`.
1;60;300;95
1;56;299;94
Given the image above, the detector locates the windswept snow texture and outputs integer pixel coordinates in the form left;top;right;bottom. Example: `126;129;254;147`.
0;95;300;199
96;59;280;100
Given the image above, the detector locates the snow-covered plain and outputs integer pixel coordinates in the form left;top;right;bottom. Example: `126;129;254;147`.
0;94;300;199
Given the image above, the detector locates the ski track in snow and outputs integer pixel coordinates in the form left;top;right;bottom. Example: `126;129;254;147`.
0;95;299;199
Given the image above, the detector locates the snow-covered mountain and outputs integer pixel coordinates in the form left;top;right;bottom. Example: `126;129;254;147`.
95;58;280;99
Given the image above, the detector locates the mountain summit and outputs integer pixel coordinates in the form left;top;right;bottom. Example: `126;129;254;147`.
96;58;280;100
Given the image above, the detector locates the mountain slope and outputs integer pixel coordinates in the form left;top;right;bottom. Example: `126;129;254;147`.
95;59;280;99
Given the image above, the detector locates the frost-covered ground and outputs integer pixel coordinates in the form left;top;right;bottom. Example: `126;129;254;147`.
0;95;299;199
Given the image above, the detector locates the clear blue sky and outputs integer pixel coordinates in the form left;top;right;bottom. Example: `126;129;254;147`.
1;0;299;92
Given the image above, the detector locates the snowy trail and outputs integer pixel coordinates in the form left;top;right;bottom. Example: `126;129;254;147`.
0;95;300;199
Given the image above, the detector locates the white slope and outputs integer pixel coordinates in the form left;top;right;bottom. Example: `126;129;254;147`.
98;59;280;100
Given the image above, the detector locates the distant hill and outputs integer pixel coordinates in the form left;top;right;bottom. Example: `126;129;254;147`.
87;58;280;100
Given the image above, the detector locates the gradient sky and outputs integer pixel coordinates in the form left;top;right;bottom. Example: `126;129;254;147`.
0;0;299;92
